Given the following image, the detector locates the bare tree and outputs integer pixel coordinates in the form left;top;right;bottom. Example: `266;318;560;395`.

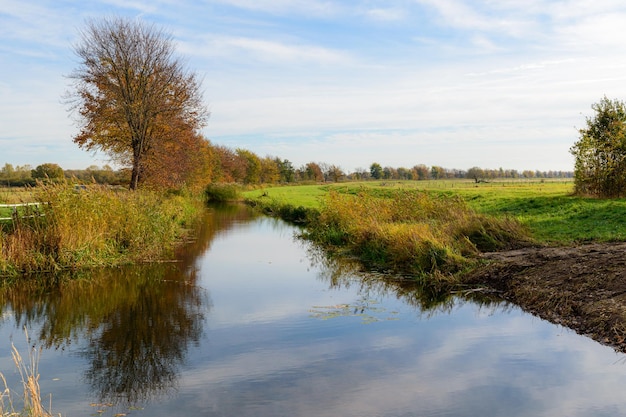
67;17;208;190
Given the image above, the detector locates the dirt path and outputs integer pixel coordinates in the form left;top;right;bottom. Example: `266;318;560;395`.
465;242;626;352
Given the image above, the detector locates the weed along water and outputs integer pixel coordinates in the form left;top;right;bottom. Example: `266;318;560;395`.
2;204;626;416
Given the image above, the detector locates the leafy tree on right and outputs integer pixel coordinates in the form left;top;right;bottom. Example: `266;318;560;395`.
571;96;626;197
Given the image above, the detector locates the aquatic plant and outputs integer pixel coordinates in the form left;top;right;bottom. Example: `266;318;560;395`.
0;183;203;277
204;183;242;202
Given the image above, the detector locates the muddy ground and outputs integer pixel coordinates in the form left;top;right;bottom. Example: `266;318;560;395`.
465;242;626;352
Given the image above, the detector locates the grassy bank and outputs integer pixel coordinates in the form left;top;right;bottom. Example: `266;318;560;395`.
243;179;626;279
0;184;204;278
244;179;626;244
243;182;534;278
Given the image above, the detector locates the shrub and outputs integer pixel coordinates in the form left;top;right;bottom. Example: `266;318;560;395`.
205;183;241;202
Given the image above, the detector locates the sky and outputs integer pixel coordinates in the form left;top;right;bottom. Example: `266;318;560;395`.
3;1;626;173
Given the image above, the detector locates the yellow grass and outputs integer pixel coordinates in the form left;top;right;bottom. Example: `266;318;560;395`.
1;331;57;417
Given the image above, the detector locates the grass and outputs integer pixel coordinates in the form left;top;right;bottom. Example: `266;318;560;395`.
0;188;37;205
244;182;534;279
1;331;57;417
243;179;626;279
244;179;626;245
204;183;243;202
1;183;205;278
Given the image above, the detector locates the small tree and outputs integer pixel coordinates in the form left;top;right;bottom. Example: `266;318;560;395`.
67;17;208;190
236;149;261;184
466;167;485;183
571;96;626;197
302;162;324;182
370;162;383;180
32;163;64;182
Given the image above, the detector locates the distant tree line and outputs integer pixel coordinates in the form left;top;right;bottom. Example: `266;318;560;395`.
366;162;572;182
0;163;129;187
0;154;573;189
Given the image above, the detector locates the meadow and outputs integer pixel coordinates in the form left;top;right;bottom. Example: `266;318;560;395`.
244;179;624;244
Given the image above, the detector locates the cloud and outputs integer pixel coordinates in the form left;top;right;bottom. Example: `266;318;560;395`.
208;0;340;17
415;0;538;37
199;35;351;64
361;7;407;22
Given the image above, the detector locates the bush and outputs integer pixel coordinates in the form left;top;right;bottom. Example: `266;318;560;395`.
571;96;626;197
205;183;241;202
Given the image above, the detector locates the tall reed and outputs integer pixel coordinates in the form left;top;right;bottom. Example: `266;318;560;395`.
305;190;532;277
1;183;203;276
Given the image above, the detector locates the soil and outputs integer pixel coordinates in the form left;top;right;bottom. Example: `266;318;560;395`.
464;242;626;353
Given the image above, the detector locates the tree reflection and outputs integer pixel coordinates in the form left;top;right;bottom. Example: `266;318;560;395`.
0;204;261;406
81;265;205;404
1;263;207;405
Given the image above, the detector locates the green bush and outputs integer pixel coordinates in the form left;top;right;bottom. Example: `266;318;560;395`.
205;183;241;202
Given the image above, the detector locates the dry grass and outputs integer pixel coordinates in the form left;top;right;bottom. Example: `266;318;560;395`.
1;183;203;277
305;190;532;278
0;331;57;417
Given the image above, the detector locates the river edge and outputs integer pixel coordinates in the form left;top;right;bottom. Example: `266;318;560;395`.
243;198;626;353
464;242;626;353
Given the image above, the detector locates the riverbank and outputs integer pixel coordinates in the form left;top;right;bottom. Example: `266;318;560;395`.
464;242;626;353
0;184;204;279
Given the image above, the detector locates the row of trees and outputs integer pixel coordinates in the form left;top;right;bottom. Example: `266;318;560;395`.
368;162;572;182
0;163;129;186
0;156;574;188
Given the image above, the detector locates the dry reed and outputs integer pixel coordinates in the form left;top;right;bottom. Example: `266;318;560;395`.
1;183;202;277
307;190;532;277
0;331;57;417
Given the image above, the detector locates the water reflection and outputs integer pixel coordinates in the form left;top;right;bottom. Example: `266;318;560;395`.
305;242;512;318
0;204;260;406
1;264;206;404
1;204;623;417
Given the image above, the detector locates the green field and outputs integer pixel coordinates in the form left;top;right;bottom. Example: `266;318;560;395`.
243;179;626;245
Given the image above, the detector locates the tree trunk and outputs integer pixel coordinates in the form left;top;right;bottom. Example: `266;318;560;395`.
129;151;142;190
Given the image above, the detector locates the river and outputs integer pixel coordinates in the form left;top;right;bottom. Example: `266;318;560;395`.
1;204;626;417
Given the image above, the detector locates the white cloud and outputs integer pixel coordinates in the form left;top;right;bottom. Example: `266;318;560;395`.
195;35;352;64
362;7;407;22
207;0;340;17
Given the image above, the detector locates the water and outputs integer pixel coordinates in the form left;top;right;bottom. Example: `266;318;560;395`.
1;204;626;416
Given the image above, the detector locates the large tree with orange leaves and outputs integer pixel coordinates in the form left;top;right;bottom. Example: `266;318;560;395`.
67;17;208;190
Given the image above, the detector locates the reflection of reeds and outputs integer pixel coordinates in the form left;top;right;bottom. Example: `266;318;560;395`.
1;331;56;417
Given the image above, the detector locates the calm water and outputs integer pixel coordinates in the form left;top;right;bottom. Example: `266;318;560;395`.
2;204;626;416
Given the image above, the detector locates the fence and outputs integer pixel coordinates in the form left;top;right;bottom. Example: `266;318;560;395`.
0;203;45;221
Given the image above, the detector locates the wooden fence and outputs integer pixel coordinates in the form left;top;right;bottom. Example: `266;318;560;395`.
0;202;45;221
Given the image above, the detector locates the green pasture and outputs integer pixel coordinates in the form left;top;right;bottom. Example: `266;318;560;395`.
243;179;626;245
0;187;39;222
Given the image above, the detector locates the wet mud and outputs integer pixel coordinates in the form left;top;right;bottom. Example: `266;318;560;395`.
466;242;626;352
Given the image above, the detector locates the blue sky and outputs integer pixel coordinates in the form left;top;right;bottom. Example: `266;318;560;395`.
3;0;626;172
